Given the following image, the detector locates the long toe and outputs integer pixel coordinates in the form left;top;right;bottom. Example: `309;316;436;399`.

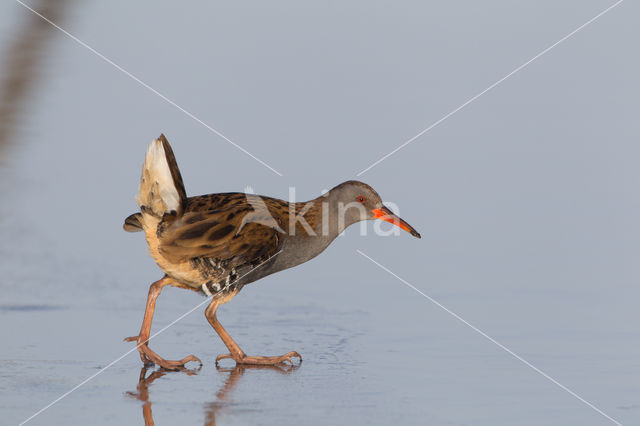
155;355;202;371
138;344;202;371
281;351;302;365
179;354;203;368
267;351;302;365
235;351;303;366
125;336;154;364
215;353;235;365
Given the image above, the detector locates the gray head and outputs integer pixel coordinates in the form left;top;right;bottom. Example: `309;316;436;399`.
326;180;421;238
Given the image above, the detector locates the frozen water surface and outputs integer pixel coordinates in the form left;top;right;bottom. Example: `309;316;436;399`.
1;1;639;425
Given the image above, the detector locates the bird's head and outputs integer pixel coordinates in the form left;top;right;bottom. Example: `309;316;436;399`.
327;180;421;238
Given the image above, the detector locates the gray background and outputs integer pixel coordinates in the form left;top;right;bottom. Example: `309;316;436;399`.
1;0;638;425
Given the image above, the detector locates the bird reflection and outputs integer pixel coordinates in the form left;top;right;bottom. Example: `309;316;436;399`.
204;363;298;426
127;363;299;426
126;366;199;426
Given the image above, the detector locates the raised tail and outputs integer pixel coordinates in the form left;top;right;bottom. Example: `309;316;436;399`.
138;133;187;217
124;134;187;233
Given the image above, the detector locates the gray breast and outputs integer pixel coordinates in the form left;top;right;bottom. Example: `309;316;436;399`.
264;234;335;276
202;233;336;294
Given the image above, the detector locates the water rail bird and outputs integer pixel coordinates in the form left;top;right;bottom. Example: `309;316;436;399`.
124;135;420;369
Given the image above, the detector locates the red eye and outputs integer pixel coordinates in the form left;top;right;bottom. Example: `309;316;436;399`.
357;196;365;203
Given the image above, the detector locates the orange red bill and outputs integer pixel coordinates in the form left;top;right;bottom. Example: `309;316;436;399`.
372;207;421;238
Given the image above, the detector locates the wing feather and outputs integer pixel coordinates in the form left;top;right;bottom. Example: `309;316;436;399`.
158;199;282;267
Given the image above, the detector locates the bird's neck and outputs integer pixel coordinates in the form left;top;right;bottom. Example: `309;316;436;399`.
297;195;361;240
270;196;362;273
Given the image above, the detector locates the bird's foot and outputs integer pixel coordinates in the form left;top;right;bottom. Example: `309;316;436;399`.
215;351;302;366
124;335;202;371
124;335;153;364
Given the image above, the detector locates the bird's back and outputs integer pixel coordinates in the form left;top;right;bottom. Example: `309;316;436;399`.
124;136;289;296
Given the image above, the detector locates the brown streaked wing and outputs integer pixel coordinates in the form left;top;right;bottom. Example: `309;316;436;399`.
184;192;249;213
158;201;282;267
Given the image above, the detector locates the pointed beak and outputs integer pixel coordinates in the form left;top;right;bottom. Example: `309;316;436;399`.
372;206;421;238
